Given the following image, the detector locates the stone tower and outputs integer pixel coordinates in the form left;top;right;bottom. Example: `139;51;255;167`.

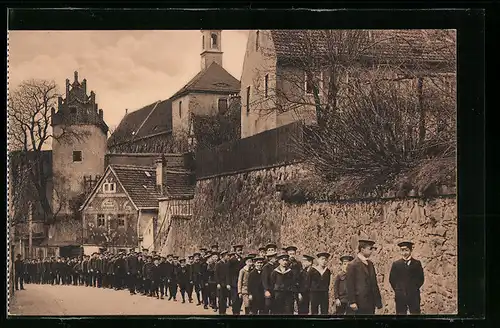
201;30;223;70
51;71;109;218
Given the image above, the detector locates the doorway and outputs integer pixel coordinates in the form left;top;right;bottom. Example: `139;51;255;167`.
59;245;82;258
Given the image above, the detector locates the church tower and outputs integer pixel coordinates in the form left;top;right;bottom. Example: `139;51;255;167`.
51;71;109;218
201;30;223;70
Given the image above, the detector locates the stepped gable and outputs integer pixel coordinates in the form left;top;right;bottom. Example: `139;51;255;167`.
110;165;160;208
270;29;455;64
170;62;240;101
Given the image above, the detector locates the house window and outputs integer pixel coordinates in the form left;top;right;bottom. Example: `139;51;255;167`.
103;181;116;193
97;214;105;227
246;86;251;114
73;151;82;162
211;33;218;49
218;98;228;114
179;101;182;118
117;214;125;227
202;35;205;50
256;30;260;50
305;72;314;95
265;74;269;98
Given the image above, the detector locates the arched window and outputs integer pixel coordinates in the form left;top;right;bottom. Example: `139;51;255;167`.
179;101;182;118
202;35;205;50
211;33;218;49
256;30;260;50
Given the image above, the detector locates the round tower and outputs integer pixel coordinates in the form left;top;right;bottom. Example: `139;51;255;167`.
51;71;109;218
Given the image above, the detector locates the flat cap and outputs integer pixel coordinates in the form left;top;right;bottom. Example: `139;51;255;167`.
277;254;290;261
265;243;278;249
253;257;265;262
193;252;201;256
397;241;414;249
210;244;219;249
340;255;354;262
302;255;314;261
317;252;331;259
358;239;376;248
284;246;298;252
258;246;267;251
220;250;229;256
232;244;244;249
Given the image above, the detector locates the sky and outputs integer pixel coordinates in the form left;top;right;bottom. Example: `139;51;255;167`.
8;30;249;130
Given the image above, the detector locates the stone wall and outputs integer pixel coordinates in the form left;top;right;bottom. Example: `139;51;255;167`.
176;164;457;314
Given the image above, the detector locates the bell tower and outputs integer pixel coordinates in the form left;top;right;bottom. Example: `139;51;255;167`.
201;30;223;70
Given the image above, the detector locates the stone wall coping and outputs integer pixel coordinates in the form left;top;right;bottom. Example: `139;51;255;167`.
294;193;457;204
196;161;299;180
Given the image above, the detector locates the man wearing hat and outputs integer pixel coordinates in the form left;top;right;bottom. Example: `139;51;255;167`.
285;246;302;312
210;244;220;254
142;255;154;297
248;256;266;314
125;250;139;295
389;241;425;315
151;256;163;299
199;252;210;309
266;243;278;254
14;254;25;291
258;247;267;263
346;239;383;315
270;253;295;314
215;250;231;314
207;252;219;311
177;258;190;303
334;255;354;314
308;252;332;315
229;244;245;315
190;253;203;305
237;255;254;314
298;254;314;314
261;250;279;314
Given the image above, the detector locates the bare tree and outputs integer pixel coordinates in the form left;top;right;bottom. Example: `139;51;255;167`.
8;79;90;225
252;30;456;193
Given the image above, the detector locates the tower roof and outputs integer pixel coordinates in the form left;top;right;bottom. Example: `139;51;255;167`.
169;62;240;101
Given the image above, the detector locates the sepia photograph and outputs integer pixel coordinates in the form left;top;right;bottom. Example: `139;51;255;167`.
7;23;458;317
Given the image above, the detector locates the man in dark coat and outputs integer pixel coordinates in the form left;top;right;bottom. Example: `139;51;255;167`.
247;256;265;314
346;239;383;315
142;256;154;297
151;256;163;299
298;254;314;314
261;251;279;314
215;251;231;314
191;252;203;305
186;255;195;303
308;252;332;315
229;244;245;314
334;255;354;314
285;246;302;313
14;254;25;291
270;253;295;315
165;254;177;301
389;241;425;315
206;252;218;311
177;258;190;303
126;250;139;294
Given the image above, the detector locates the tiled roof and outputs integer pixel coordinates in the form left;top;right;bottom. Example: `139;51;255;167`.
170;62;240;100
270;29;455;65
107;100;172;148
164;169;195;198
134;99;172;139
111;165;160;208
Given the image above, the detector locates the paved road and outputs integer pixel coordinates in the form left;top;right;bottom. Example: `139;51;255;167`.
9;284;222;316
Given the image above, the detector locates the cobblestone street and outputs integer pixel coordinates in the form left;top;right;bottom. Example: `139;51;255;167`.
9;284;220;316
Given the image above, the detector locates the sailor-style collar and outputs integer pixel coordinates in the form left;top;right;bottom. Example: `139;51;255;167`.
312;266;330;276
274;266;292;274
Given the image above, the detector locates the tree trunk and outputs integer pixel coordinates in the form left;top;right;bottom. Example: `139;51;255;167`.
417;77;426;145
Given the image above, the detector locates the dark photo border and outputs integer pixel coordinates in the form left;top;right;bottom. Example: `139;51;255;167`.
4;5;488;328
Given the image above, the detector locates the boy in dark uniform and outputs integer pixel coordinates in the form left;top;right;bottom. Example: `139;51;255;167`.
334;255;354;314
266;243;278;254
229;244;245;314
126;250;139;295
298;254;314;314
261;251;278;314
346;239;383;315
285;246;302;313
247;256;265;314
152;256;163;299
177;258;190;303
389;241;425;315
215;250;231;314
191;252;203;305
207;252;218;311
165;254;176;301
308;252;332;315
186;255;195;303
270;253;295;314
142;255;154;297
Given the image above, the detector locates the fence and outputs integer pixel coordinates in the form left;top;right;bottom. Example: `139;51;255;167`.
195;121;305;179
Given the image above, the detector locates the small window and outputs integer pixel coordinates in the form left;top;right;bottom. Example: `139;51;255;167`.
202;35;205;50
179;101;182;118
117;214;125;227
211;33;218;49
145;171;151;177
265;74;269;98
103;181;116;193
246;86;251;114
70;107;77;114
305;72;313;95
218;98;228;114
97;215;105;227
73;151;82;162
256;31;260;50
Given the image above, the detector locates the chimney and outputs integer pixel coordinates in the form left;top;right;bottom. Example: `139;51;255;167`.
82;79;87;94
65;78;70;97
58;96;63;109
99;109;103;120
155;156;165;194
125;108;128;115
74;71;79;83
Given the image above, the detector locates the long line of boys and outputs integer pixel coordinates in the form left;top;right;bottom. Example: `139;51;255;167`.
14;239;424;315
